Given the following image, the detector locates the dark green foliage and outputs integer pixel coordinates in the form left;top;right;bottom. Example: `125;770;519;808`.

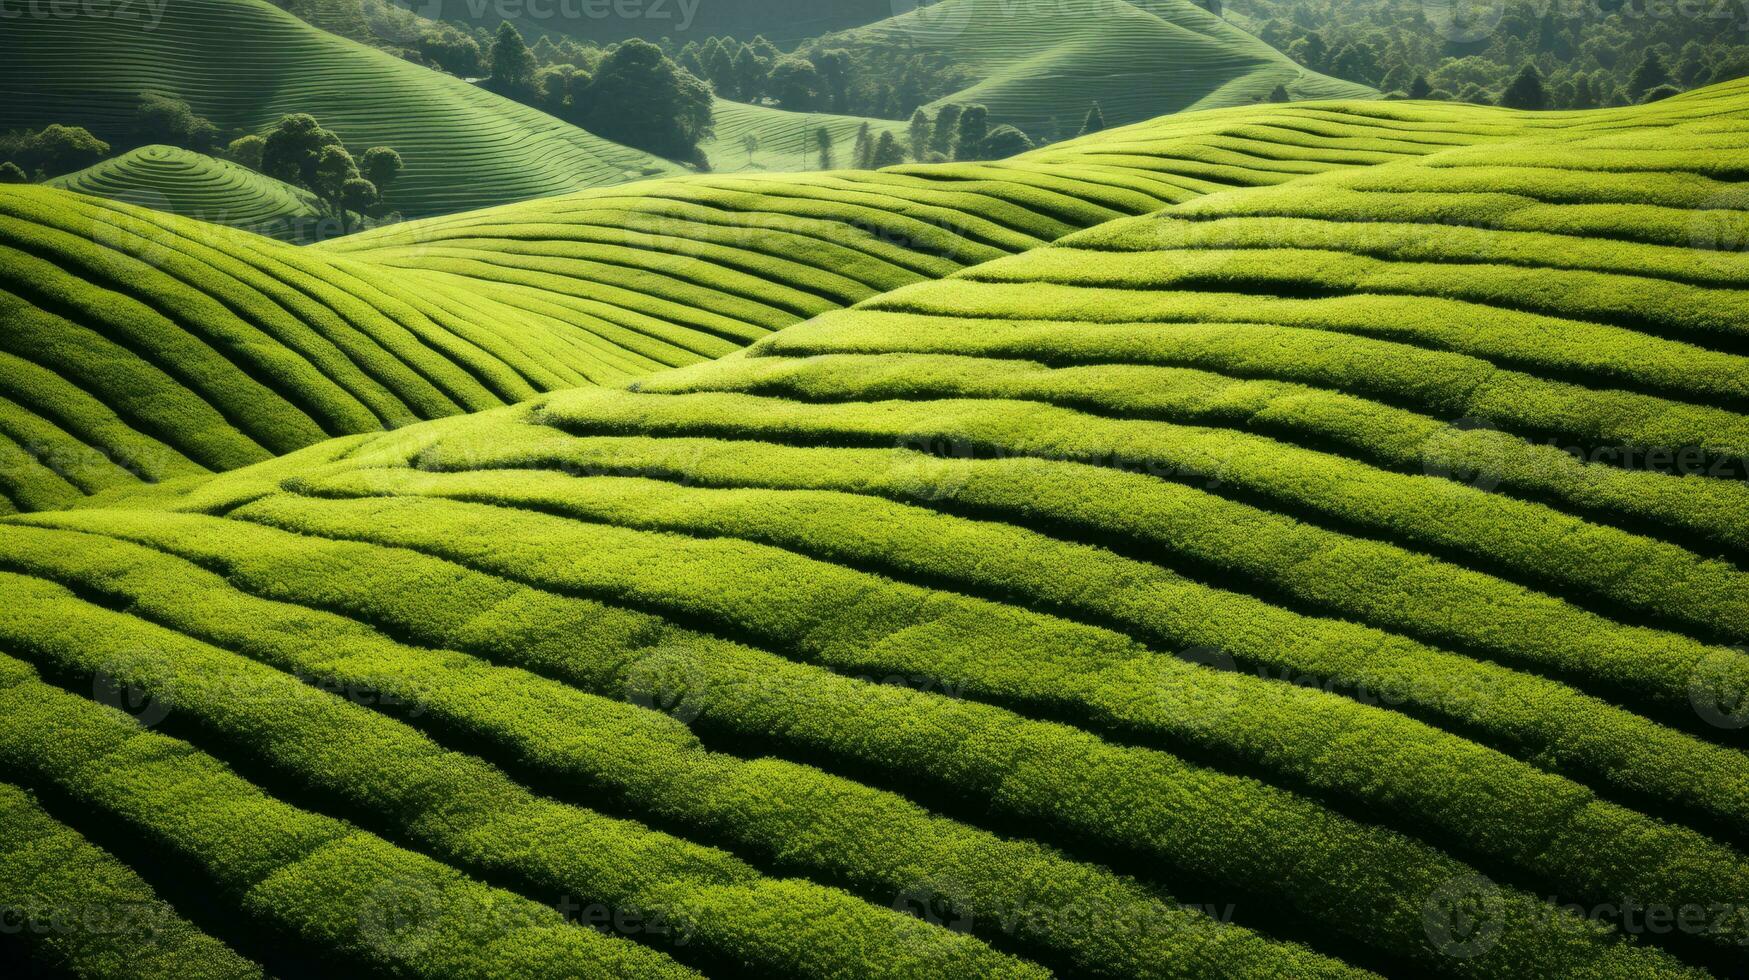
852;120;872;168
1500;65;1547;110
132;93;219;153
955;104;988;161
1250;0;1749;108
814;126;835;169
0;161;26;183
930;103;962;157
260;113;339;190
980;124;1034;159
1630;48;1672;100
907;107;931;159
225;134;265;171
869;130;905;168
9;125;109;178
417;24;483;78
766;56;823;110
488;21;536;98
579;39;714;165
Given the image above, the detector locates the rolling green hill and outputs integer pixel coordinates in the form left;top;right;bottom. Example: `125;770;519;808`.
698;98;911;172
46;145;328;244
375;0;898;46
0;0;680;219
2;78;1748;980
812;0;1377;138
0;90;1578;514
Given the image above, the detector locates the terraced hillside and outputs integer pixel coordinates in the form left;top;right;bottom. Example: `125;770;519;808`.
399;0;895;46
1;92;1585;513
46;146;328;244
3;80;1748;979
814;0;1376;136
0;0;679;219
698;99;910;173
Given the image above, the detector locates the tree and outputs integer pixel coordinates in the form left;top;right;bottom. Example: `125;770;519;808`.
852;122;873;169
1499;64;1547;110
748;35;781;63
0;162;26;184
226;134;266;172
419;25;483;78
870;131;905;168
1676;41;1710;87
360;147;403;205
1077;102;1106;137
767;57;823;111
1331;42;1380;85
534;66;575;114
1629;49;1671;100
908;109;932;160
815;49;851;112
1267;84;1291;103
954;105;988;161
21;125;109;177
980;124;1034;159
733;44;769;103
1381;64;1414;95
262;114;340;189
340;177;378;229
815;127;835;170
313;144;361;231
702;39;738;98
133;93;218;152
741;132;760;165
489;22;537;98
1408;75;1433;100
931;105;962;157
580;40;715;165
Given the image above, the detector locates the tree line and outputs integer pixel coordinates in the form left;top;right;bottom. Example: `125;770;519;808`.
1235;0;1748;108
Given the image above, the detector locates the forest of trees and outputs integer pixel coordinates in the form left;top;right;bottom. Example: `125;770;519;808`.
1231;0;1749;107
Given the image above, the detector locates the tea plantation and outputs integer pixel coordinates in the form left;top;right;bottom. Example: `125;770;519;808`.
0;77;1746;979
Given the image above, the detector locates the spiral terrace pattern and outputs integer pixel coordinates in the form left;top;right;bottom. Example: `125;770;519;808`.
1;82;1748;978
47;146;327;243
